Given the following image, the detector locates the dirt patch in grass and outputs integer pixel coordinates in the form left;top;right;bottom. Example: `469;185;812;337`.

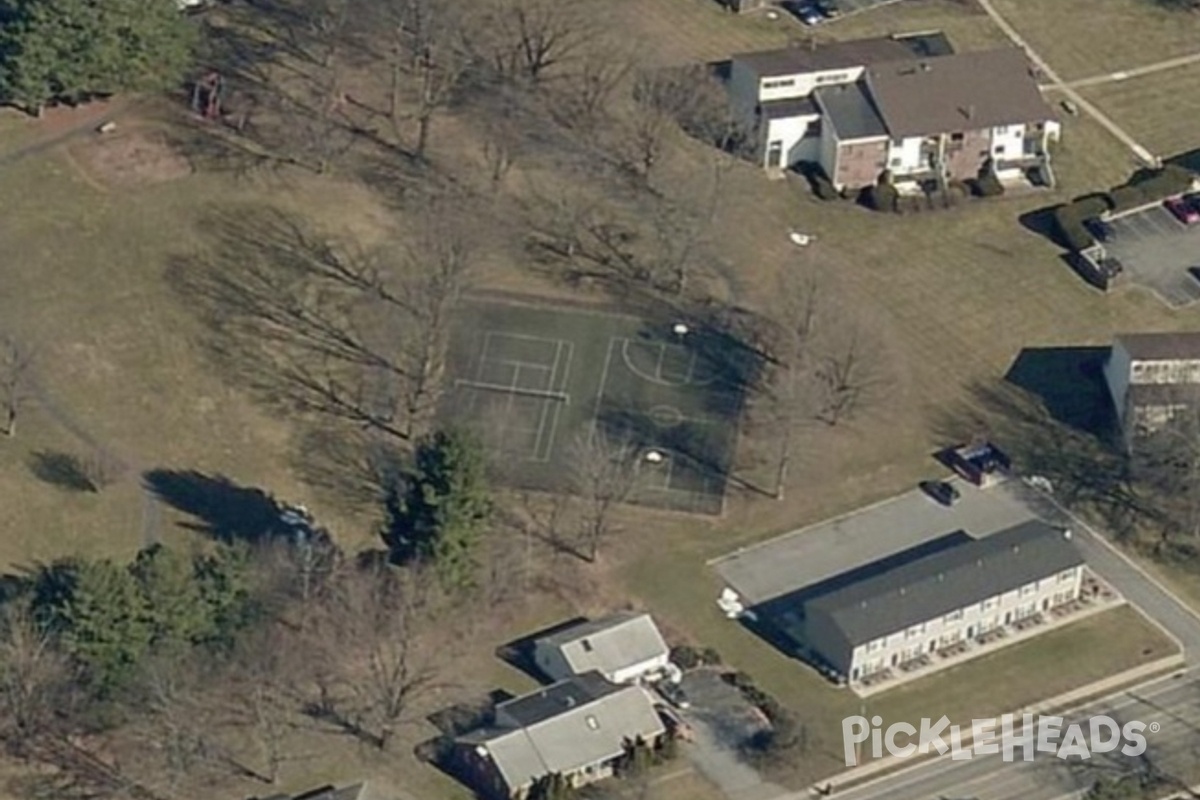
67;126;192;188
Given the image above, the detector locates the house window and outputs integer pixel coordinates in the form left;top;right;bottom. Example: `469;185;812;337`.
815;72;851;85
950;132;964;142
993;145;1006;156
581;639;593;652
867;639;882;653
1020;582;1036;597
1058;568;1075;582
586;715;599;730
762;78;796;89
890;157;902;168
907;623;924;638
891;138;904;149
943;609;964;624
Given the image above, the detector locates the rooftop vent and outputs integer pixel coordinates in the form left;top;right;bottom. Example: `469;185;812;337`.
899;587;907;595
1063;529;1073;540
565;696;577;708
937;572;945;582
1012;544;1020;553
920;62;931;72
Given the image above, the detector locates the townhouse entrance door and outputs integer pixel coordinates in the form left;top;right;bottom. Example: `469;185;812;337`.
767;141;783;168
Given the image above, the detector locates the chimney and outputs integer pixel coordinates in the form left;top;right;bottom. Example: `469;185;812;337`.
967;104;975;119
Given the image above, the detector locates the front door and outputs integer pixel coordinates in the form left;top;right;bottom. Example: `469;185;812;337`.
767;140;783;168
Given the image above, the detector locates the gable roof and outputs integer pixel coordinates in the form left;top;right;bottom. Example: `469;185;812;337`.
536;613;669;678
815;82;887;140
732;37;918;78
1115;332;1200;361
865;48;1054;138
459;673;664;792
806;520;1083;645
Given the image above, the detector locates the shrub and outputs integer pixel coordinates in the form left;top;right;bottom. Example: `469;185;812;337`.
812;172;840;201
973;172;1005;197
725;670;755;690
670;644;700;670
1052;205;1095;252
864;181;899;213
700;646;723;666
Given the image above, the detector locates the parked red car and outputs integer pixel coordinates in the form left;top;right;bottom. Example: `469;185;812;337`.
1165;196;1200;225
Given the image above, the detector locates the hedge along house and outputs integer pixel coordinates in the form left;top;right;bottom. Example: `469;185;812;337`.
728;39;1060;191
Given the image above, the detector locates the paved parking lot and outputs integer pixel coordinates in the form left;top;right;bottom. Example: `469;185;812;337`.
711;477;1036;605
1102;204;1200;307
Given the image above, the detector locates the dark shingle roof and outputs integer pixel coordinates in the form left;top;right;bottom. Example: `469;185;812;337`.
732;37;918;78
866;48;1054;138
814;82;887;140
759;97;819;120
1116;332;1200;361
807;520;1083;645
496;671;622;727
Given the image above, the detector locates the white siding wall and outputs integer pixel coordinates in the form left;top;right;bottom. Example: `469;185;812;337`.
757;65;865;103
609;655;671;685
847;565;1084;680
818;116;840;181
1130;358;1200;385
885;136;925;173
989;123;1027;160
1104;342;1132;430
765;114;822;167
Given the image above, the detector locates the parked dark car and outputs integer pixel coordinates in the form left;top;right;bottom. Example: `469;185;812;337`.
1084;218;1114;242
658;682;690;710
782;0;824;24
919;480;960;507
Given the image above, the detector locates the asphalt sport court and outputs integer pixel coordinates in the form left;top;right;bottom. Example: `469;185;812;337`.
442;299;748;515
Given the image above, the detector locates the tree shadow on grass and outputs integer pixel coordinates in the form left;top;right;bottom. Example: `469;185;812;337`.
930;376;1149;539
143;469;282;543
27;451;99;493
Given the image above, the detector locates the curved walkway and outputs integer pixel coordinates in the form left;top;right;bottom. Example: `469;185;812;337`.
974;0;1160;168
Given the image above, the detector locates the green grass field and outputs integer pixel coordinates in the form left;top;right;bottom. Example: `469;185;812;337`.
1078;63;1200;159
990;0;1200;82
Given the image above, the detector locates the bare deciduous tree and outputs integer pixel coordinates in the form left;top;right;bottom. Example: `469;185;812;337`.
471;0;594;83
811;323;878;427
0;599;71;746
305;564;442;750
567;431;639;562
1;335;36;437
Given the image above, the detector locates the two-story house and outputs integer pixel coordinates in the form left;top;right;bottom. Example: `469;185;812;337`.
728;38;1060;190
728;36;918;171
1104;332;1200;443
794;520;1083;683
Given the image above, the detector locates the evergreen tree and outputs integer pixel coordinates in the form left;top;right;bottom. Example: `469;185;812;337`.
385;429;492;591
130;544;214;648
54;559;151;691
193;543;258;646
0;0;196;113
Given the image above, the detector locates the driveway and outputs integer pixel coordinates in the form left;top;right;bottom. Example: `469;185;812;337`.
678;671;783;800
1101;205;1200;307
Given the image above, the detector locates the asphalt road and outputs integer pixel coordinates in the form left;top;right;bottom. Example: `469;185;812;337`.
834;674;1200;800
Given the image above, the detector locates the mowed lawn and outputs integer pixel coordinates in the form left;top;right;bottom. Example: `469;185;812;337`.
990;0;1200;82
0;140;397;572
1078;63;1200;159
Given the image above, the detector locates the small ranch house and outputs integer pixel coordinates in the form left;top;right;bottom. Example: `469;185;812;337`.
1104;332;1200;444
454;672;665;800
533;612;671;685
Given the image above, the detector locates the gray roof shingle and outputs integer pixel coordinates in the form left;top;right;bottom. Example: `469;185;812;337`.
814;82;887;140
808;520;1083;645
459;673;664;792
732;37;918;78
1116;332;1200;361
865;48;1054;138
536;613;669;679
